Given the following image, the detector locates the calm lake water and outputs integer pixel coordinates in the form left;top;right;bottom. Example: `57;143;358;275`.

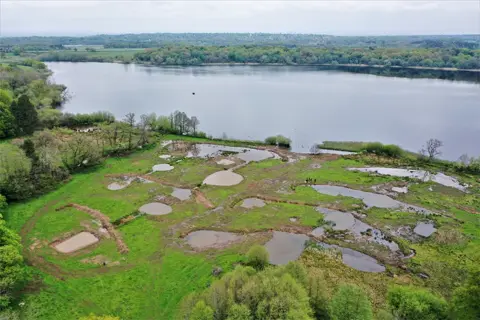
47;62;480;160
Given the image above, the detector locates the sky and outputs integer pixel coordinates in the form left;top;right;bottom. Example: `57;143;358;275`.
0;0;479;37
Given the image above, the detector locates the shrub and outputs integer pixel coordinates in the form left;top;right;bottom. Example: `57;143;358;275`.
245;245;269;270
330;284;373;320
265;134;292;148
387;286;448;320
451;271;480;320
60;111;115;128
362;142;403;158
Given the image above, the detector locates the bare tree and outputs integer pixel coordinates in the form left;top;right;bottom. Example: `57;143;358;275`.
309;144;320;154
138;114;151;145
123;113;136;149
190;116;200;135
420;138;443;160
458;154;471;166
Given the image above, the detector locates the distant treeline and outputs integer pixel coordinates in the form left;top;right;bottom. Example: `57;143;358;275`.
1;33;479;51
36;46;480;70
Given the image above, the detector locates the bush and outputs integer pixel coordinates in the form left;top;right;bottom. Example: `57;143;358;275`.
330;284;373;320
362;142;403;158
265;134;292;148
245;245;269;270
60;111;115;128
387;286;448;320
451;271;480;320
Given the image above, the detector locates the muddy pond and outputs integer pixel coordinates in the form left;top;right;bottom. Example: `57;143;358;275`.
48;62;480;160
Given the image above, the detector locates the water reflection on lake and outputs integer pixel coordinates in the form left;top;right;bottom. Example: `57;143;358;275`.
48;62;480;159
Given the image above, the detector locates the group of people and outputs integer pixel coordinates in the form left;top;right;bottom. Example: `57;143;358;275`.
305;177;317;184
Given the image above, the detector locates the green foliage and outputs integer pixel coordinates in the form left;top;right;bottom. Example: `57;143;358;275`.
190;301;214;320
387;286;448;320
0;102;15;138
180;265;313;320
0;218;25;310
329;285;373;320
79;315;120;320
307;274;330;319
38;108;62;129
451;271;480;320
60;111;115;127
245;245;269;270
11;94;38;135
0;89;13;106
265;135;292;148
0;144;32;200
226;304;251;320
60;134;103;171
362;142;404;158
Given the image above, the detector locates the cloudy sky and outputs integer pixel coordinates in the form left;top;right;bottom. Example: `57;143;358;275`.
0;1;479;36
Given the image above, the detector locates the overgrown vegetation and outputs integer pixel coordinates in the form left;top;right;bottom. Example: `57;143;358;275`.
264;135;291;148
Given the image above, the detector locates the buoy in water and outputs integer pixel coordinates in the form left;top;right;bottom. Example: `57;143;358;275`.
192;92;195;95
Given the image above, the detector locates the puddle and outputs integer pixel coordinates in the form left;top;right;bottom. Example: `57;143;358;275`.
138;202;173;215
318;242;386;272
312;185;431;214
152;164;174;172
171;188;192;201
216;159;236;166
55;232;99;253
187;144;275;162
159;155;171;159
317;207;399;251
264;231;309;265
414;222;437;237
107;176;153;190
240;198;266;209
349;167;467;192
203;171;244;186
186;230;242;249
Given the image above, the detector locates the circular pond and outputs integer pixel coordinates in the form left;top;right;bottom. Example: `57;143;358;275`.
139;202;173;215
152;164;174;172
203;171;244;186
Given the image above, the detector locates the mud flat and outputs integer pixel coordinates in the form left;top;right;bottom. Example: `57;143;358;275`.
54;232;99;253
186;230;243;249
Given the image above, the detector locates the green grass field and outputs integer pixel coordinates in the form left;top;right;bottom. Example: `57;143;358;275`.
4;136;479;319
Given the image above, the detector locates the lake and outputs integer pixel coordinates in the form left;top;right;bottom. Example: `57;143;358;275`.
47;62;480;160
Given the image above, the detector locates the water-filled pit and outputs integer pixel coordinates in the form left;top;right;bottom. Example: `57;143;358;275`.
203;171;244;186
139;202;173;215
240;198;266;209
264;231;309;265
318;242;386;272
152;164;174;172
414;222;437;237
171;188;192;201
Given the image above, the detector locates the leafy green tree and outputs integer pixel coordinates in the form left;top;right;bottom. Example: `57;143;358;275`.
190;301;214;320
0;103;15;138
0;218;25;310
226;304;251;320
0;144;32;200
451;271;480;320
245;245;269;270
38;108;62;129
387;286;448;320
11;95;38;135
60;134;102;171
307;274;330;319
330;285;373;320
21;139;37;162
0;89;13;106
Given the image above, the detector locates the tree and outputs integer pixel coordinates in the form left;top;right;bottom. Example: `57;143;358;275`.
0;144;32;200
190;301;214;320
330;285;373;320
60;134;102;171
246;245;269;270
138;114;151;146
21;139;38;162
387;286;448;320
0;103;15;138
307;274;330;319
10;95;38;135
226;304;251;320
123;113;136;149
0;89;13;106
420;138;443;160
38;108;62;129
0;218;25;310
191;116;200;135
451;271;480;320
